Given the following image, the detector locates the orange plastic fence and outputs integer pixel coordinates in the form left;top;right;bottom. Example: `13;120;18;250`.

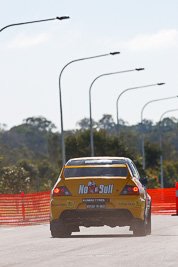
147;188;176;215
0;188;177;226
0;191;50;226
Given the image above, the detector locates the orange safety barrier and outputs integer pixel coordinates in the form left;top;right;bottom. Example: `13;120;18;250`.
0;191;51;226
147;188;176;215
0;187;177;226
176;182;178;215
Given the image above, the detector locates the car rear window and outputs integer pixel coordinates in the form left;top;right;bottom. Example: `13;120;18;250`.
64;165;128;178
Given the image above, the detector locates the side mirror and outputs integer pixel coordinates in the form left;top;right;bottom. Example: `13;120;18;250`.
140;177;147;187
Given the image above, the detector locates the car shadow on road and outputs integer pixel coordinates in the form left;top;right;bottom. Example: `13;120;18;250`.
69;234;133;238
152;234;178;236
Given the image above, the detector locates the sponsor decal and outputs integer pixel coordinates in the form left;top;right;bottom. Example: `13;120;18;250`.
135;200;141;207
82;198;110;203
79;181;113;194
67;200;74;208
118;201;141;208
51;201;74;208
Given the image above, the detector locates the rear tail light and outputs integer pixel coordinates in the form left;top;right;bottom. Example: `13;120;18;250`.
120;185;140;195
53;186;72;196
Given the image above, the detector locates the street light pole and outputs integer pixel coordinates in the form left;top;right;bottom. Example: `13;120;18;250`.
141;93;178;169
116;82;162;137
59;52;120;165
89;68;144;157
0;16;70;32
159;109;178;188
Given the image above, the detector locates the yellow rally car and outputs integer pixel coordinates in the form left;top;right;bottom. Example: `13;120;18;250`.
50;157;151;237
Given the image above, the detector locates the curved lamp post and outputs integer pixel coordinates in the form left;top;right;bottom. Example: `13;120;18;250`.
0;16;70;32
116;83;163;136
141;93;178;169
159;109;178;188
89;68;144;157
59;52;120;165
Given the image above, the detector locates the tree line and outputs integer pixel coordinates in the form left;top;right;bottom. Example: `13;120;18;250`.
0;115;178;193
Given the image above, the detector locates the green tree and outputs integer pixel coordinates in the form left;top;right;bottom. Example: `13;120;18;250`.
162;161;178;188
2;116;56;154
65;129;134;160
142;119;153;134
37;160;59;191
24;116;56;132
120;130;140;157
16;159;39;192
145;141;161;171
76;118;98;131
0;166;30;194
47;133;61;164
146;171;161;189
99;114;115;131
159;117;177;132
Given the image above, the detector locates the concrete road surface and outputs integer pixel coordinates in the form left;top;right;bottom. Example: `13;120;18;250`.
1;215;178;267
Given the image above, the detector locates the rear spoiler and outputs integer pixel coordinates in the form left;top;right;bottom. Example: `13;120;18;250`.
60;163;133;180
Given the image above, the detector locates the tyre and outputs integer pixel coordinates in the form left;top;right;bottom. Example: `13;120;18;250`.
50;221;72;238
146;209;151;235
51;229;71;238
133;218;147;237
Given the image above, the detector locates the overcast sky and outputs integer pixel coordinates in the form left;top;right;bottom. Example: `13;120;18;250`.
1;0;178;131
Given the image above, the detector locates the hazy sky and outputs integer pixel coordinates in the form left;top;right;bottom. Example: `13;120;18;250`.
1;0;178;131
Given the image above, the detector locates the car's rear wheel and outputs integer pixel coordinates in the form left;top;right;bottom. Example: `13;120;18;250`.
51;228;72;238
51;221;72;238
146;208;151;235
133;217;147;237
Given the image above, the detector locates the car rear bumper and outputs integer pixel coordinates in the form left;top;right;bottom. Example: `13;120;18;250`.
50;208;139;229
50;195;145;222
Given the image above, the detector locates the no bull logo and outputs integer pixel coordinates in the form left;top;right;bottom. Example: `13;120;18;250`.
79;181;113;194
